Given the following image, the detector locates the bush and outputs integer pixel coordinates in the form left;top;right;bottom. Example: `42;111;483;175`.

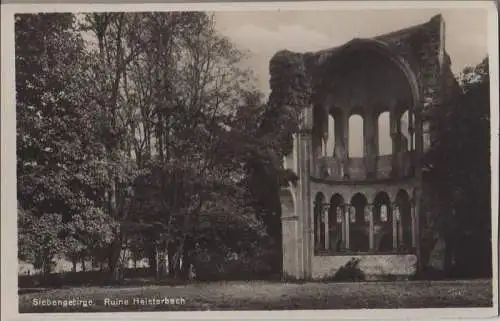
329;258;365;282
411;266;446;281
192;249;274;281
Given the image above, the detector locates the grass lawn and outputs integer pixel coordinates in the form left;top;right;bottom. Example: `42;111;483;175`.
18;279;493;313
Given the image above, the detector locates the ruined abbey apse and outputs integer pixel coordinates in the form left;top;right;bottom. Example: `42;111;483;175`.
271;14;461;280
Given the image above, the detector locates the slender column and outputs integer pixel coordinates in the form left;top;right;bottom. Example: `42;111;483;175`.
336;206;344;250
392;203;398;251
295;105;313;279
410;200;417;249
363;110;377;178
390;106;401;177
397;206;403;248
324;205;329;250
414;94;424;272
342;112;350;178
366;204;374;251
344;204;350;250
315;206;321;249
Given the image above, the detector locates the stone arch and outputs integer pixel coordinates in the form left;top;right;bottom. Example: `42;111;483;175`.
338;38;421;106
395;189;412;250
349;193;369;252
329;194;345;252
314;192;326;251
373;191;393;252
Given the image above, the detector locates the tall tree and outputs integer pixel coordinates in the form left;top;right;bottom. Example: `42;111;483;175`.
424;57;491;277
16;13;115;275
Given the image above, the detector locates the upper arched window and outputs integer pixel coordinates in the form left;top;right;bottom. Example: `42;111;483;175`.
378;111;392;155
348;114;363;158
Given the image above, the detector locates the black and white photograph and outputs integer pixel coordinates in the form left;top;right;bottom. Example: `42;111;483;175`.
1;1;498;319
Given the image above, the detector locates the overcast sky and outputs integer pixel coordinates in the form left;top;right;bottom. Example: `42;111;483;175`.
215;8;488;95
213;8;489;155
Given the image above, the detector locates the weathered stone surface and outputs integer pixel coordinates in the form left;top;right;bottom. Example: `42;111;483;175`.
276;14;458;280
312;254;417;280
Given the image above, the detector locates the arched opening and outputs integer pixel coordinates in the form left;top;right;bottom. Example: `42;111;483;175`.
329;194;345;252
348;114;364;158
349;193;369;252
326;114;335;157
395;189;412;251
373;191;393;252
378;111;392;155
314;192;326;252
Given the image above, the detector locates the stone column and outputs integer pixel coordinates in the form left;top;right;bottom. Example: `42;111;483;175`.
296;106;314;279
336;206;344;250
344;204;350;250
414;94;424;272
392;203;398;251
410;199;417;249
390;106;401;177
324;205;329;250
363;110;377;179
342;112;350;178
315;204;321;250
366;204;375;251
409;109;415;151
322;111;329;157
396;205;404;248
280;188;300;279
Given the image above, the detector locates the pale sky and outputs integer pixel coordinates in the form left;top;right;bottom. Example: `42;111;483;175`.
213;8;489;155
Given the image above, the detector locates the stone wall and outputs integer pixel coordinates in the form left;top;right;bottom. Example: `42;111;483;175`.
314;153;411;182
312;254;417;280
310;179;416;208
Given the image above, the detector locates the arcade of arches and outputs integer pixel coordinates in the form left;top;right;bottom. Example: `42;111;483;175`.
313;190;416;255
273;14;452;280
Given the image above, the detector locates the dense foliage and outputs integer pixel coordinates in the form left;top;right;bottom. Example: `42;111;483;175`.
16;12;282;281
16;13;491;282
424;57;491;278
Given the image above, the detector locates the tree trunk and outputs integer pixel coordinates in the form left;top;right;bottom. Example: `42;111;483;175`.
72;258;77;273
181;237;193;280
167;241;176;277
108;238;122;281
81;256;86;272
148;246;157;278
158;245;167;279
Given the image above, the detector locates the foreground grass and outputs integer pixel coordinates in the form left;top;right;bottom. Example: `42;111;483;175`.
19;279;492;313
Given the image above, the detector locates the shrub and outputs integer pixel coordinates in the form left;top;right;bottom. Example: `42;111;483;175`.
329;258;365;282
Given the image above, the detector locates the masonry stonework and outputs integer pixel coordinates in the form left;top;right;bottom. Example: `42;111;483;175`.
271;15;459;280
